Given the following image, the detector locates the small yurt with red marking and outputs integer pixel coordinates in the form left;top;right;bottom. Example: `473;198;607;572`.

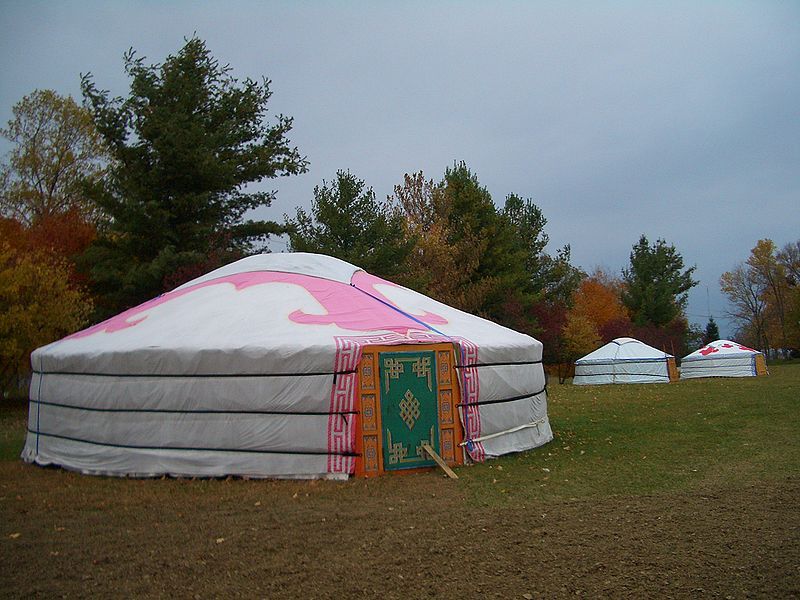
22;253;552;479
680;339;768;379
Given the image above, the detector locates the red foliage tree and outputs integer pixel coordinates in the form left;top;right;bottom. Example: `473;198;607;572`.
630;317;691;358
1;211;96;287
599;315;634;342
531;301;572;382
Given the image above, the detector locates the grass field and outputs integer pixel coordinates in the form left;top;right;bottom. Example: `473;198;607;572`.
1;365;798;598
459;363;800;506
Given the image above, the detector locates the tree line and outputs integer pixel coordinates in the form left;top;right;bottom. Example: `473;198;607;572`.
4;38;792;396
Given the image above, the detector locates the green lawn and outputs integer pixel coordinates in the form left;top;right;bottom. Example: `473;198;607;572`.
0;398;26;462
1;365;797;507
458;363;800;505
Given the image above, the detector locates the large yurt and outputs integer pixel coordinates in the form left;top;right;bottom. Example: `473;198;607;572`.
573;337;677;385
680;339;768;379
22;253;552;479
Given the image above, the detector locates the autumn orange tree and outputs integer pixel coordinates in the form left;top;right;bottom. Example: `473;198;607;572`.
568;270;630;343
552;271;626;381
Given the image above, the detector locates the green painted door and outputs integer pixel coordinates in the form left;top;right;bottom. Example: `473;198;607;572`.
379;350;439;470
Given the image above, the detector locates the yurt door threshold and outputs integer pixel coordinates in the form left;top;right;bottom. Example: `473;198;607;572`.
354;343;464;477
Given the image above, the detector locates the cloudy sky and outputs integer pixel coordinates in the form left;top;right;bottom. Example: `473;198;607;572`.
2;1;798;338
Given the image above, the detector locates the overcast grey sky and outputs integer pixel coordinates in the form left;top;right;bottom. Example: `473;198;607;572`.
2;1;798;339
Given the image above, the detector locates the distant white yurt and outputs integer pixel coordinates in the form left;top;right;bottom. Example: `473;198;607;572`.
573;337;677;385
22;253;552;479
680;339;768;379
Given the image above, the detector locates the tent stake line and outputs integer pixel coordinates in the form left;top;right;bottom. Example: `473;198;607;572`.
421;444;458;479
459;419;547;446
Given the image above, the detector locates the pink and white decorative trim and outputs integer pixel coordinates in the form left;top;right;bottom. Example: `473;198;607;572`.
326;337;361;474
325;331;484;475
455;337;485;462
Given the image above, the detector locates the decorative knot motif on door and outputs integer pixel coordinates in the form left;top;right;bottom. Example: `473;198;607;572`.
398;390;421;429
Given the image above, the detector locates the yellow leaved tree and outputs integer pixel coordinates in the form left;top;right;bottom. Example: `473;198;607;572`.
0;243;92;398
560;312;602;383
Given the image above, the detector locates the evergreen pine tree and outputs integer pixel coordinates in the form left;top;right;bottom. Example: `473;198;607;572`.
81;38;307;316
622;234;698;327
703;316;720;345
286;170;414;280
441;163;528;322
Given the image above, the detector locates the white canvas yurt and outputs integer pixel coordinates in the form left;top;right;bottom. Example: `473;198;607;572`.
22;253;552;479
680;339;768;379
573;337;677;385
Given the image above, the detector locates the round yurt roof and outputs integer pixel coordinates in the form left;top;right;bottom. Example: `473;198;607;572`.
682;339;761;361
34;252;542;376
575;337;672;364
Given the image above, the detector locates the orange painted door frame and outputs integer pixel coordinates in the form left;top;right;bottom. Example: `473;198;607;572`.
353;343;464;477
667;357;678;381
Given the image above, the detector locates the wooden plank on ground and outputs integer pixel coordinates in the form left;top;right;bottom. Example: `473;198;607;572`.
421;443;458;479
